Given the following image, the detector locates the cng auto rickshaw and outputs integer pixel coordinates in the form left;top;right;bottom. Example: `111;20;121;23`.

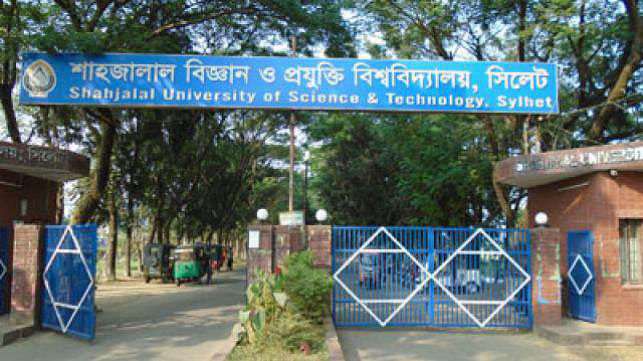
209;244;224;271
173;244;209;286
143;243;176;283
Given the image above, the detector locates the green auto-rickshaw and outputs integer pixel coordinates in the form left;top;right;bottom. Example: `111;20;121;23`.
143;243;175;283
173;244;208;286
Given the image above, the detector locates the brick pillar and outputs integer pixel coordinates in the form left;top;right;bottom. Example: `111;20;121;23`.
10;224;43;326
247;225;273;284
531;227;562;326
308;225;331;270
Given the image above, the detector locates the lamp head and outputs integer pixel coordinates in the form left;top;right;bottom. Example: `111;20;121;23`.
315;209;328;223
257;208;269;221
535;212;548;227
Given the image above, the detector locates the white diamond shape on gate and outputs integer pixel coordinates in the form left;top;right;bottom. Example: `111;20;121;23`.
333;227;431;327
0;255;6;282
431;228;531;328
567;254;593;295
43;225;95;334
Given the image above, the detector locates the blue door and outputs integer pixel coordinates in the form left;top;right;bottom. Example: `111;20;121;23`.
41;225;97;341
0;227;8;315
567;230;596;322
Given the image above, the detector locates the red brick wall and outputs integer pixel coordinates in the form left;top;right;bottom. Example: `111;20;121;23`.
531;228;562;326
10;224;43;325
247;225;274;284
0;169;59;227
246;225;332;284
308;225;332;270
528;171;643;325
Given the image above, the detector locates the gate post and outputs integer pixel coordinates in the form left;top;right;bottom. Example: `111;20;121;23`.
9;224;44;327
308;225;331;270
247;225;274;285
531;227;562;326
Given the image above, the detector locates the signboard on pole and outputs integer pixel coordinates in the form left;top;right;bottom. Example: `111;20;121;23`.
19;52;559;114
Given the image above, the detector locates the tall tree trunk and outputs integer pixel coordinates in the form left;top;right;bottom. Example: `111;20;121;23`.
0;84;21;143
106;193;118;281
164;222;171;245
71;119;117;224
125;193;133;277
148;216;158;245
138;242;144;272
56;183;64;223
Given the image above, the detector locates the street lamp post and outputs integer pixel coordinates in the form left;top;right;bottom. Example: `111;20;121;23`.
303;150;309;224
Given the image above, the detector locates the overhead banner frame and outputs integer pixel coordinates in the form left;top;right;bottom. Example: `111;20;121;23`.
19;52;559;114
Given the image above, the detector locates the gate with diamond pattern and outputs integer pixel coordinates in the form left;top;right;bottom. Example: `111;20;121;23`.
566;230;596;322
0;227;8;315
41;224;97;341
332;226;531;328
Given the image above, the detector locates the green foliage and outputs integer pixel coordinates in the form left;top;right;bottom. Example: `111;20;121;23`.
281;251;333;324
240;272;287;345
237;269;326;357
308;114;504;226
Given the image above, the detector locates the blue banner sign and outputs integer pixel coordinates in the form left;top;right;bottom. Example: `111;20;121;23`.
19;52;558;114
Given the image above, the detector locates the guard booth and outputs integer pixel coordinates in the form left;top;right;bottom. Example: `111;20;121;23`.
0;142;89;328
495;142;643;326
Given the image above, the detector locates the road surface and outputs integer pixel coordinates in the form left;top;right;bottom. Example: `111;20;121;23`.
338;329;643;361
0;269;245;361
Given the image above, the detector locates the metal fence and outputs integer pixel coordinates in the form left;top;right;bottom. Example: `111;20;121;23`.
332;226;531;329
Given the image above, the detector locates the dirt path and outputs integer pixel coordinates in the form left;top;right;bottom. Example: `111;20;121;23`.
0;269;245;361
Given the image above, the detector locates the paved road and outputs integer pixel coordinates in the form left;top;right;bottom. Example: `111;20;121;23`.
338;329;643;361
0;269;245;361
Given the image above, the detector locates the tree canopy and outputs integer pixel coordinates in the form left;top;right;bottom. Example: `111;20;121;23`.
0;0;641;277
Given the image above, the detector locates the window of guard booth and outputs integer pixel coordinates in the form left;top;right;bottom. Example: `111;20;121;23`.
620;219;642;284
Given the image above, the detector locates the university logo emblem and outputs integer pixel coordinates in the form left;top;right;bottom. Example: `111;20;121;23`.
23;60;56;98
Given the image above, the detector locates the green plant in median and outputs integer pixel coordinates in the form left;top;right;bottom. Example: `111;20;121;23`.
238;270;324;354
233;252;333;359
239;272;288;345
281;251;333;325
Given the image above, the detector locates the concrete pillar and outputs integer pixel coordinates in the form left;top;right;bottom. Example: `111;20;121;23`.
531;227;562;326
10;224;43;326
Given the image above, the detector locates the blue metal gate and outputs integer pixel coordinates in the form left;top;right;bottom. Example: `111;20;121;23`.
332;226;531;328
41;225;97;341
567;230;596;322
0;227;8;315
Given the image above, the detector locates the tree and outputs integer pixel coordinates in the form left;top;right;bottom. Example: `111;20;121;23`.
356;0;642;224
307;113;504;226
0;1;46;143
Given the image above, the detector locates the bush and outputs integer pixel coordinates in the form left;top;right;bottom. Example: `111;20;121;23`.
233;252;332;360
281;251;333;325
236;271;324;353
